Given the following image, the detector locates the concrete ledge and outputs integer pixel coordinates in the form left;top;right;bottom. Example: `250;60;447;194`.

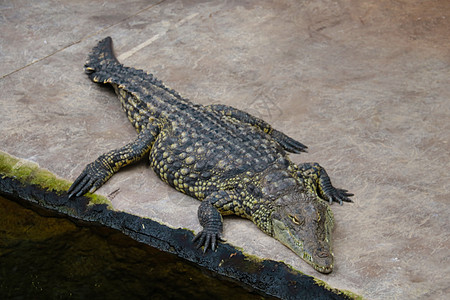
0;151;360;299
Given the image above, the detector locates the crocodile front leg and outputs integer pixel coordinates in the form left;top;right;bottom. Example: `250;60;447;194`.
193;190;233;252
207;104;308;153
297;162;354;205
68;123;160;198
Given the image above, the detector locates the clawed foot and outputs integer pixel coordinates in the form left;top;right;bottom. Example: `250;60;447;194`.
192;229;225;253
322;186;354;205
68;159;112;198
298;162;354;205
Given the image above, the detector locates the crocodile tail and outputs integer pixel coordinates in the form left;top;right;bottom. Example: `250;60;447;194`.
84;37;121;82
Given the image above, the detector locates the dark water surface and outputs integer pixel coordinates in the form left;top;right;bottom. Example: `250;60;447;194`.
0;196;273;299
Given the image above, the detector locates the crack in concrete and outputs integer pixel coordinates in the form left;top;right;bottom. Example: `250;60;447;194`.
0;0;167;80
118;12;199;61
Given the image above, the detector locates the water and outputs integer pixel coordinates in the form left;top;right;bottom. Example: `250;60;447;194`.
0;196;273;299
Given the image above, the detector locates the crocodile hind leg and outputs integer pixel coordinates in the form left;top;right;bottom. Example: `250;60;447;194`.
297;163;353;205
68;123;160;198
206;104;307;153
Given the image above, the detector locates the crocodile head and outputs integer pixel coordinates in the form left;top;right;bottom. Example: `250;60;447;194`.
270;191;335;273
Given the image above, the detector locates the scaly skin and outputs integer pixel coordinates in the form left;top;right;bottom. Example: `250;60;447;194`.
68;37;353;273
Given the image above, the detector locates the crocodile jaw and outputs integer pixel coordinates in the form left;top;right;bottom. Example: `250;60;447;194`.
271;195;335;274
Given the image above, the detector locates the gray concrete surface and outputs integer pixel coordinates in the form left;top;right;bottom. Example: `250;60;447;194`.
1;0;449;299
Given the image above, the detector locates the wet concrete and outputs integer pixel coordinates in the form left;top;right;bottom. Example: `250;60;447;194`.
1;0;449;299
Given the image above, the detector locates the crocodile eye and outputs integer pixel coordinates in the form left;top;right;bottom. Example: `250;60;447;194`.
289;214;303;226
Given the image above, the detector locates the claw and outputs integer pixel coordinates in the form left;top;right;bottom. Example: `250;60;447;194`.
210;234;217;252
204;234;211;252
324;187;354;205
192;230;224;252
68;174;93;198
68;160;112;199
336;188;354;205
193;232;206;249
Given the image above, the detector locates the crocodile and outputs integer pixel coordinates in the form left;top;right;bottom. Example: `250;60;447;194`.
68;37;353;273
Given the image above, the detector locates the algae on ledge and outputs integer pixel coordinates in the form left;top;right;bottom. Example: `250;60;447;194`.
0;151;113;208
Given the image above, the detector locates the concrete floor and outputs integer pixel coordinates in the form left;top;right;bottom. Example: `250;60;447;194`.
1;0;449;299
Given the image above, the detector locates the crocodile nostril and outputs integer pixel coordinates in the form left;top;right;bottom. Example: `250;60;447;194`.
316;250;330;258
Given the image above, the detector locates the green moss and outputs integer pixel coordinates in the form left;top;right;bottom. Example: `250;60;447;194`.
241;251;265;264
86;192;113;207
314;277;364;300
0;151;113;209
239;248;363;298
